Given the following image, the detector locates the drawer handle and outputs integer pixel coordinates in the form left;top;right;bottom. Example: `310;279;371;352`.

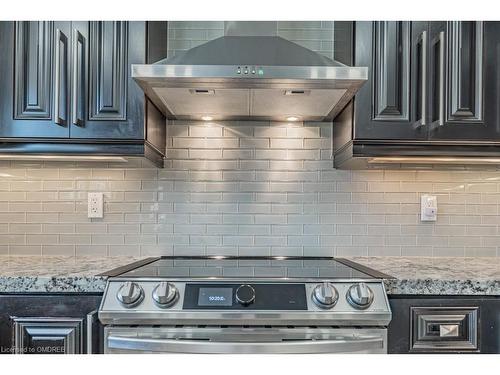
439;324;459;337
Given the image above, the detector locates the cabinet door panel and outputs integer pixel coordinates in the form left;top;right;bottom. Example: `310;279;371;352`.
88;21;128;121
428;21;500;141
372;21;410;122
447;21;483;123
0;294;102;354
14;21;53;120
0;21;70;138
354;21;427;140
12;317;82;354
69;21;145;140
388;296;500;354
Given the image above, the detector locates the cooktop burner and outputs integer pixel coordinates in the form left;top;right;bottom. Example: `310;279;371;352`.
103;256;391;280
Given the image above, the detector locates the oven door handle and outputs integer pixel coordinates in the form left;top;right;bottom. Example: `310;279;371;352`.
107;335;385;354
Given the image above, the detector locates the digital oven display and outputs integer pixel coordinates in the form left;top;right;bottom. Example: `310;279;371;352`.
197;287;233;307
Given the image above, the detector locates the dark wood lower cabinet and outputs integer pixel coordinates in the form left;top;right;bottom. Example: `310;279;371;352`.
388;295;500;354
3;293;499;354
0;294;102;354
12;317;84;354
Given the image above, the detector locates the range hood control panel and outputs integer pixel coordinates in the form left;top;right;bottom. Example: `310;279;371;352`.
236;66;263;75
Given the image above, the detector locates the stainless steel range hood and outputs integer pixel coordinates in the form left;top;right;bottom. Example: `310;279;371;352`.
132;22;368;122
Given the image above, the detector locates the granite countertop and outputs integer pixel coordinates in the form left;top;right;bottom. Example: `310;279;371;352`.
1;255;500;295
0;256;140;293
349;256;500;295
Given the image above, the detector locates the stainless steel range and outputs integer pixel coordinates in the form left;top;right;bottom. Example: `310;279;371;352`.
98;256;392;354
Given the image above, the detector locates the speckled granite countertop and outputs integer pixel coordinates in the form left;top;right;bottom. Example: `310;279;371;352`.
0;256;140;293
349;256;500;296
1;256;500;295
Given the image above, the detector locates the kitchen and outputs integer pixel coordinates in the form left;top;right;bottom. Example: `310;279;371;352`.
1;0;500;372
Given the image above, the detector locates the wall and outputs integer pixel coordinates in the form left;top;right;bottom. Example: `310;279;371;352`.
1;21;499;258
167;21;335;59
1;119;500;257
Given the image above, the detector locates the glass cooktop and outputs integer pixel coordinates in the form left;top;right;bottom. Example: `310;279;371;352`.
106;257;390;280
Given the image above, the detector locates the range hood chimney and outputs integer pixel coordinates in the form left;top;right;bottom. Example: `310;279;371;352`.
132;21;368;122
224;21;278;37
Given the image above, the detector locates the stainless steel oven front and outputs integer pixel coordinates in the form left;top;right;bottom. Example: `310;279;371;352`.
99;276;392;354
104;326;387;354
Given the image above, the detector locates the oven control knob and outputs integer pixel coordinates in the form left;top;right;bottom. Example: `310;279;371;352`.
116;281;144;307
236;284;255;306
152;282;178;308
312;282;338;309
347;283;374;310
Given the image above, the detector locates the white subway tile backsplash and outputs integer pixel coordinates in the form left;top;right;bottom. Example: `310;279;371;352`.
271;204;303;214
255;236;286;246
0;234;25;244
223;236;253;246
1;105;500;258
190;214;222;224
1;192;27;200
108;245;140;256
75;244;107;256
10;181;42;191
10;245;41;255
10;223;42;233
91;235;124;245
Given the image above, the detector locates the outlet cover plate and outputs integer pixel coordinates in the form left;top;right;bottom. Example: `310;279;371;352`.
88;192;104;218
421;194;437;222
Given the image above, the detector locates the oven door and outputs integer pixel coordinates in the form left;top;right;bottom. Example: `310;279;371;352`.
104;327;387;354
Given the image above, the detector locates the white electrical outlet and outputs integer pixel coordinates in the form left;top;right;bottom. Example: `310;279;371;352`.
88;192;104;218
421;194;437;222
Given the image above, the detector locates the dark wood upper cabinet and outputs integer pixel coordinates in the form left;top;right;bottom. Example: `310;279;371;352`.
352;21;427;140
428;21;489;140
355;21;492;141
14;22;53;121
88;21;128;122
69;21;146;139
0;20;167;166
334;21;500;169
372;21;411;122
447;21;483;123
0;21;154;141
0;21;71;138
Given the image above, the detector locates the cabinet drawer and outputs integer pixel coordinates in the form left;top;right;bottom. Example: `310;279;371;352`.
410;307;478;352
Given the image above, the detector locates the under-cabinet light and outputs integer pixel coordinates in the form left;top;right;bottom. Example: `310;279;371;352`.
368;156;500;165
0;155;128;162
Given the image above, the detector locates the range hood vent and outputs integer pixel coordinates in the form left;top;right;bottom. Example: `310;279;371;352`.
132;22;368;122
